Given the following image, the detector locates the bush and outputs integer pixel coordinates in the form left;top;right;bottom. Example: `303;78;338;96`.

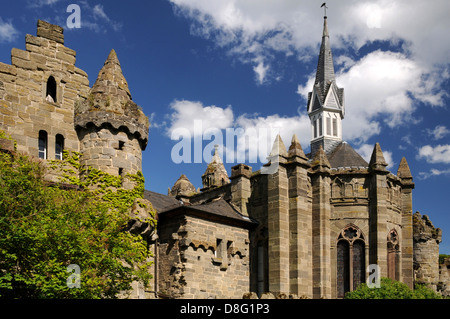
0;150;153;298
345;277;442;299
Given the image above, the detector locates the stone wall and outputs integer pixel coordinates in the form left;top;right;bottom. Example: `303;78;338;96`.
438;257;450;297
77;126;143;177
0;20;89;161
158;214;250;299
413;212;442;290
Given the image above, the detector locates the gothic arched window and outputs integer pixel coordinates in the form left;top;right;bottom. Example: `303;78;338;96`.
336;225;366;298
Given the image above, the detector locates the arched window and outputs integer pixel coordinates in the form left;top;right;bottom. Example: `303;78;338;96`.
352;240;365;290
336;225;366;298
337;240;350;298
38;130;48;159
55;134;64;160
387;229;400;281
46;76;57;103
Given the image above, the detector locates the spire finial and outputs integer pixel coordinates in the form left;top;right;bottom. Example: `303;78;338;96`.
321;3;328;18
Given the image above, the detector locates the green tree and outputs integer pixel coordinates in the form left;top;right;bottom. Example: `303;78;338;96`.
345;277;442;299
0;149;154;298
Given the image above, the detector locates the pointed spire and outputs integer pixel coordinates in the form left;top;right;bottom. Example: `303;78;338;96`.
288;134;308;160
397;157;414;187
322;15;329;37
269;134;288;157
170;174;196;197
397;157;412;179
105;48;120;66
308;13;344;157
369;143;388;172
311;145;331;172
91;49;132;101
315;16;335;86
202;145;230;190
211;144;223;164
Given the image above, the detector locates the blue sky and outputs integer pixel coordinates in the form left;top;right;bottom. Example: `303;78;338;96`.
1;0;449;253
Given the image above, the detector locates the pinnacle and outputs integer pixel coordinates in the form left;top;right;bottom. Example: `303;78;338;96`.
322;16;329;38
211;144;223;164
397;157;413;180
269;134;288;157
91;48;131;100
369;143;388;171
105;48;120;66
311;145;331;170
288;134;307;159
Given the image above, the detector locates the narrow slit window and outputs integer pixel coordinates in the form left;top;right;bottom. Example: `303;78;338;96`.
318;117;323;136
333;118;338;137
46;76;57;103
216;239;223;259
118;140;125;150
313;120;317;139
38;130;48;159
55;134;64;160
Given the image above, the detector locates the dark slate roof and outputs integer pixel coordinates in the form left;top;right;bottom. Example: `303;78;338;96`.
189;199;254;224
327;141;369;169
144;190;182;213
144;190;256;228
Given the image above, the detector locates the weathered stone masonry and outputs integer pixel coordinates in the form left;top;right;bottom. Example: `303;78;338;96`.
1;18;448;299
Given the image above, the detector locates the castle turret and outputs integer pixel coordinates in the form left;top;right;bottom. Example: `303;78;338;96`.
201;145;230;190
74;49;149;178
170;174;196;198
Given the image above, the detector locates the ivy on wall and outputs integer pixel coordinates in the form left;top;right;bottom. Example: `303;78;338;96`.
0;133;157;298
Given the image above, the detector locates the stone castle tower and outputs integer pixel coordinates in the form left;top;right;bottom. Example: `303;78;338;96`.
74;49;149;181
0;20;148;187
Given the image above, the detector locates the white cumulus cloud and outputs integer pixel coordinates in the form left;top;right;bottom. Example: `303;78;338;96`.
166;99;311;164
167;100;234;138
0;18;19;43
417;144;450;164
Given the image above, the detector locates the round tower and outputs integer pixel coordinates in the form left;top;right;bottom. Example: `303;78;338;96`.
74;49;149;179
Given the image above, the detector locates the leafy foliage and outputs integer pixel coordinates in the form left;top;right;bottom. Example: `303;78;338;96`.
0;147;155;298
345;277;442;299
439;254;450;264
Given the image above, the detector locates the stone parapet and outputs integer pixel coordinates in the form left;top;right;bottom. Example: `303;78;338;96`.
74;109;149;149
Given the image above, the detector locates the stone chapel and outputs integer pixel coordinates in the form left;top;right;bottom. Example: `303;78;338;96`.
0;18;447;299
